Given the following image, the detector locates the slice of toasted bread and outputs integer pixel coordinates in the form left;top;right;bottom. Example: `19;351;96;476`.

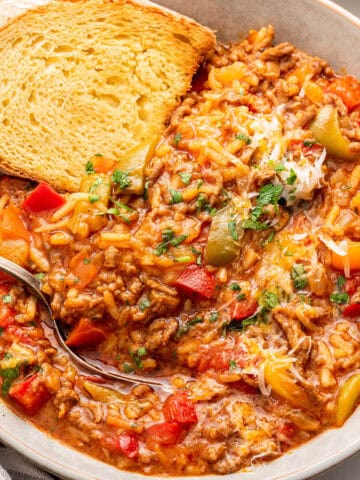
0;0;215;191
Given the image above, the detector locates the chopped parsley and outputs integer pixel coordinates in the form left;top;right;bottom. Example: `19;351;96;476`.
112;170;131;190
153;228;187;256
123;362;134;373
137;347;147;357
286;168;297;186
190;246;202;265
89;177;103;193
337;275;346;290
230;283;241;291
236;293;246;301
243;184;283;231
179;172;192;186
0;365;20;397
0;327;3;337
85;160;95;175
229;360;237;371
35;272;46;281
274;164;286;173
330;292;349;305
2;295;12;304
139;297;151;312
291;263;308;290
176;317;203;338
169;189;183;204
129;349;144;369
94;153;103;157
88;194;100;203
227;306;268;332
173;133;182;147
143;178;150;200
303;140;316;147
228;221;239;241
235;133;252;145
209;311;219;322
261;291;279;309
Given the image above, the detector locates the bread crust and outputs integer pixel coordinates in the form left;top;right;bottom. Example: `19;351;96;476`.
0;0;215;191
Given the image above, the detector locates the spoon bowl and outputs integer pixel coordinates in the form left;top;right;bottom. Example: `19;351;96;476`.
0;256;168;388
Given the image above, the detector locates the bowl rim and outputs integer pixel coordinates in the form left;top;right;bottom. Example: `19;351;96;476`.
0;0;359;479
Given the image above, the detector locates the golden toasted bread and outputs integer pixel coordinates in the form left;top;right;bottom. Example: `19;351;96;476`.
0;0;215;191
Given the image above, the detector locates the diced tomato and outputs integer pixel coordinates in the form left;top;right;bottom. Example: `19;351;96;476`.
9;374;51;415
163;392;197;425
102;432;139;459
0;306;15;328
0;205;29;240
327;75;360;111
345;277;360;296
343;303;360;317
69;250;100;289
65;317;106;348
175;264;216;300
278;421;297;439
197;341;246;373
22;183;65;213
145;422;182;448
92;156;116;174
231;298;257;320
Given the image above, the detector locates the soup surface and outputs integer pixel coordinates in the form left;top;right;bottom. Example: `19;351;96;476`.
0;25;360;476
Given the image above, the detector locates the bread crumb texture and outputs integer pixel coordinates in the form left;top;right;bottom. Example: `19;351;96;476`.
0;0;215;191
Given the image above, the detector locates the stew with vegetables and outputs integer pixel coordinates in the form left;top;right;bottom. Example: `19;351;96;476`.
0;25;360;476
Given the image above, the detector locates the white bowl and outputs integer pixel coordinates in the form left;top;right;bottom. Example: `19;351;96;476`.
0;1;359;479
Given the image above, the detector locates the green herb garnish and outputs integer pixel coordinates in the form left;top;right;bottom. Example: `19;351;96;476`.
286;168;297;186
235;133;252;145
2;295;12;305
139;297;151;312
173;133;182;147
169;189;183;204
291;263;308;290
112;170;131;190
179;173;192;186
330;292;349;304
85;160;95;175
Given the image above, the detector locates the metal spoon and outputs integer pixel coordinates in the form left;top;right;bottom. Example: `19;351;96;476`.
0;256;167;388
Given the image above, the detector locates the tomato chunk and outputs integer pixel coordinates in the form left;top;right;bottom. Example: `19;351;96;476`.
328;75;360;111
163;392;197;425
0;205;29;240
197;341;246;373
102;432;139;458
22;183;65;213
9;374;50;415
65;318;106;348
231;298;257;320
343;303;360;317
175;264;216;299
0;306;15;328
145;422;182;447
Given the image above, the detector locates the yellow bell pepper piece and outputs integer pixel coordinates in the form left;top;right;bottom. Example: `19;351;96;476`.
335;373;360;426
83;380;127;403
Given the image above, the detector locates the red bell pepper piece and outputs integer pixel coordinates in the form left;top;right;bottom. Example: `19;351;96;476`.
231;298;257;320
175;264;216;299
145;422;182;448
163;392;197;425
65;318;106;348
345;277;360;296
0;306;15;329
343;303;360;317
22;183;65;213
9;374;51;415
102;432;139;459
327;75;360;111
